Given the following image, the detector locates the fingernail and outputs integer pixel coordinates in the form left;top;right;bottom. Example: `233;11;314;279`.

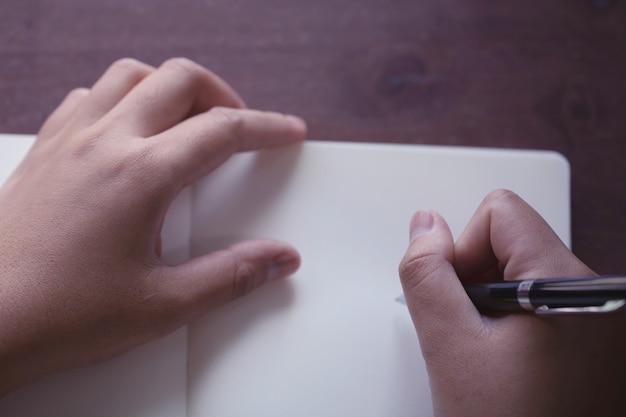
410;210;435;242
268;252;301;280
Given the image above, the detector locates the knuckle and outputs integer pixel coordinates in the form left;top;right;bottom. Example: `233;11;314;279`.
109;57;150;78
157;58;210;102
111;57;141;68
483;188;520;208
66;126;107;160
210;106;240;124
398;250;439;282
209;107;244;145
231;260;261;300
161;57;203;79
67;87;90;100
398;251;451;310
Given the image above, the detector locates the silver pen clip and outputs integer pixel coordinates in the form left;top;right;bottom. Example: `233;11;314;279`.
535;299;626;315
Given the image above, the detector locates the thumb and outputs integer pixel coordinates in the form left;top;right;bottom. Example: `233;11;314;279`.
158;239;300;319
398;210;481;356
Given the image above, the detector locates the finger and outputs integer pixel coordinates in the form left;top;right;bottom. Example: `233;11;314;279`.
454;189;593;282
398;210;483;358
65;58;155;131
102;58;246;138
152;107;307;187
37;88;90;140
155;239;300;319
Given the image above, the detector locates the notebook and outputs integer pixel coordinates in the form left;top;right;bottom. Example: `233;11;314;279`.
0;134;570;417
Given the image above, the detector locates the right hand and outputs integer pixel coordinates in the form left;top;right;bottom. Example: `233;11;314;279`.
399;189;626;417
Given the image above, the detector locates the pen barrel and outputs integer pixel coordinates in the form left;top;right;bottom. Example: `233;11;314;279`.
464;276;626;313
464;282;522;312
531;276;626;308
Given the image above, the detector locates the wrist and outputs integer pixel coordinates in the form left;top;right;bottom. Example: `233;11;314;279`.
0;277;56;397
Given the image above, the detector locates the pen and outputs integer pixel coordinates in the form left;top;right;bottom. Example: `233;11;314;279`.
397;275;626;314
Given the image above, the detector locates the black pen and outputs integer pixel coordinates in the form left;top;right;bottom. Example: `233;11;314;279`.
398;276;626;314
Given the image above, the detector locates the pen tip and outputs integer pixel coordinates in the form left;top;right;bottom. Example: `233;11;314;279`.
396;294;406;305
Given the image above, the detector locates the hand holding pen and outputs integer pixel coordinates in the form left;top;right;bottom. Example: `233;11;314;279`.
398;189;626;417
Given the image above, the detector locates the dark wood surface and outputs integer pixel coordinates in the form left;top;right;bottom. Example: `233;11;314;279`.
1;0;625;273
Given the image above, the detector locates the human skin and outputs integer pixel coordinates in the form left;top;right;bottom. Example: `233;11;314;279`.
399;189;626;417
0;58;306;396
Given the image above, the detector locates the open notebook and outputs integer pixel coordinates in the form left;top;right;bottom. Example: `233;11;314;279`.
0;134;570;417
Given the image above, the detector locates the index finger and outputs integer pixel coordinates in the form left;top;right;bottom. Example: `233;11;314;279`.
454;189;592;283
151;107;307;188
101;58;246;138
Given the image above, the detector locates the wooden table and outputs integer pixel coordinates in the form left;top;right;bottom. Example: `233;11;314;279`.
1;0;625;273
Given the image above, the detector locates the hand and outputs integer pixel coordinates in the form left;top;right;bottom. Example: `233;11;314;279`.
399;189;626;417
0;58;306;395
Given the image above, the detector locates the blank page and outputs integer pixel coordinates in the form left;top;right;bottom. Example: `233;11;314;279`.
187;141;570;417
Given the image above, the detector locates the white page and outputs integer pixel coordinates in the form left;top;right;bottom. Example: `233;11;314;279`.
0;134;189;417
187;141;570;417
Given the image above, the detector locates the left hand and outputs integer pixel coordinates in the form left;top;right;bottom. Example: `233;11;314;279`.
0;58;306;395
